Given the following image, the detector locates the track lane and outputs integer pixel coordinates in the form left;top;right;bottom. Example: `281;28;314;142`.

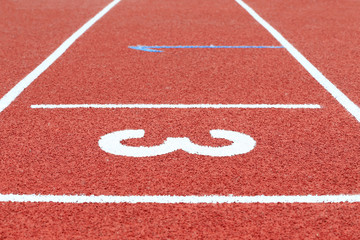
0;0;359;196
1;0;360;238
1;105;359;196
20;0;327;106
0;0;359;197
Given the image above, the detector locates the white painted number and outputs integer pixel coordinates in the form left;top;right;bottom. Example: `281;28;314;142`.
98;129;256;157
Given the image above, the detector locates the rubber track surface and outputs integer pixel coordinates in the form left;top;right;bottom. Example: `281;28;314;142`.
0;0;359;238
1;203;360;239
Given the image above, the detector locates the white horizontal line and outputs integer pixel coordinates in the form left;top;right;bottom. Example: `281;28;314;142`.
30;104;321;109
0;194;359;204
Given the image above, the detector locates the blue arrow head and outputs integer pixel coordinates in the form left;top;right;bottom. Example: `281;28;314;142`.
128;46;163;52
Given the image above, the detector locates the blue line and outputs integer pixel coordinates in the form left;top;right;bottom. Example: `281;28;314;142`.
129;45;284;52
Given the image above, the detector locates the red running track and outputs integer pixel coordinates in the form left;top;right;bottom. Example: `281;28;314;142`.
0;0;359;238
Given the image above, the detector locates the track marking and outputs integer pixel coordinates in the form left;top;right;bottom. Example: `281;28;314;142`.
0;0;122;114
31;104;321;109
99;129;256;157
129;45;284;52
1;193;359;204
235;0;360;123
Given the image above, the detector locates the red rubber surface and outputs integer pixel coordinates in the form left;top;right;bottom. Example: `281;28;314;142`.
1;0;360;238
1;203;360;239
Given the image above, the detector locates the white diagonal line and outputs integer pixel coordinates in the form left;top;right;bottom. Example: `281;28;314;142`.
235;0;360;122
0;0;122;113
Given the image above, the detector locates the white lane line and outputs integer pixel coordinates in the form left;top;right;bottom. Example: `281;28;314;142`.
0;193;359;204
235;0;360;123
0;0;122;114
31;104;321;109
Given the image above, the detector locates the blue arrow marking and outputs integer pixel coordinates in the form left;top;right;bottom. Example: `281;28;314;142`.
129;45;284;52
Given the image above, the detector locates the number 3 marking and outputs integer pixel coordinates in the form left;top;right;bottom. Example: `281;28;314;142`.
98;129;256;157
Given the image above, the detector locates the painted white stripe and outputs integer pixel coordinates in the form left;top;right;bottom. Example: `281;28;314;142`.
0;194;359;204
31;104;321;109
235;0;360;122
0;0;121;113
